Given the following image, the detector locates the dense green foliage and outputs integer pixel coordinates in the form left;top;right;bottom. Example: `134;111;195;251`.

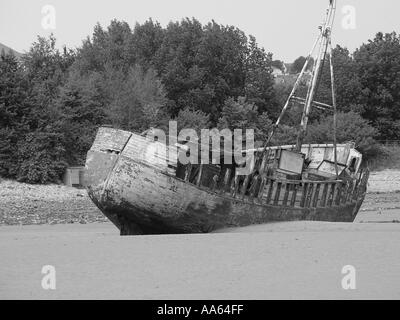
0;19;398;183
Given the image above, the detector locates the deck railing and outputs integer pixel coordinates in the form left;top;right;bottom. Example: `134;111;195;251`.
207;168;370;209
252;172;368;208
180;154;369;209
182;161;369;209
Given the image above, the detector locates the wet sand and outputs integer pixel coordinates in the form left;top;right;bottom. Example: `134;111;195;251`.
1;221;399;299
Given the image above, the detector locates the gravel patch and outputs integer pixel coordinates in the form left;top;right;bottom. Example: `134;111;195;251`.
0;179;107;225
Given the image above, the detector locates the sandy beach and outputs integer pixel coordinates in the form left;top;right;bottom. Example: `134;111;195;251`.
1;170;400;300
1;221;399;299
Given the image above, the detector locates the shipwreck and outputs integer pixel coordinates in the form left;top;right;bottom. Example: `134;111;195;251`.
84;0;370;235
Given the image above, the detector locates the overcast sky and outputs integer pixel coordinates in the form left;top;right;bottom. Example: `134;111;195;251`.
1;0;399;62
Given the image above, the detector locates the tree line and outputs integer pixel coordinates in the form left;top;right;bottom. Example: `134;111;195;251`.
1;18;399;183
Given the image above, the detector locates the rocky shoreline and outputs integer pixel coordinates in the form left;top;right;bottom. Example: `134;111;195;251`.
0;179;106;225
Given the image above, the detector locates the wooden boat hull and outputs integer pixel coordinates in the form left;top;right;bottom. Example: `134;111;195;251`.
84;129;367;235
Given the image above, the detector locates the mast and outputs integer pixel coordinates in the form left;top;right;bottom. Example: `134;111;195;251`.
328;37;339;178
261;0;339;177
295;0;336;151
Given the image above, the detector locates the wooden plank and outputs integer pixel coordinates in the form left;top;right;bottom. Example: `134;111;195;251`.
352;179;360;200
261;178;270;200
312;183;321;207
266;179;275;204
272;178;343;184
320;183;329;207
184;164;192;182
258;177;267;199
231;175;240;197
357;170;368;199
335;183;343;206
353;170;369;201
341;182;349;204
259;154;268;174
282;183;290;206
305;183;314;208
249;143;355;154
290;184;298;207
196;164;203;186
300;183;309;207
223;168;231;192
345;180;354;203
352;168;363;200
327;183;336;207
273;182;282;205
240;175;251;199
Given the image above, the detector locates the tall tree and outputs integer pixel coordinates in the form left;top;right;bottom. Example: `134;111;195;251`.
353;32;400;139
106;64;169;132
0;52;28;176
13;35;75;183
244;35;275;115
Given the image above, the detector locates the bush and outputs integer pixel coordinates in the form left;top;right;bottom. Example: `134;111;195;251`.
15;131;68;183
367;144;400;171
174;107;211;133
272;125;299;145
0;127;18;177
306;111;379;158
218;97;273;140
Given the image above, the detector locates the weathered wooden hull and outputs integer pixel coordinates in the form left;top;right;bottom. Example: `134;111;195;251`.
84;128;367;235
